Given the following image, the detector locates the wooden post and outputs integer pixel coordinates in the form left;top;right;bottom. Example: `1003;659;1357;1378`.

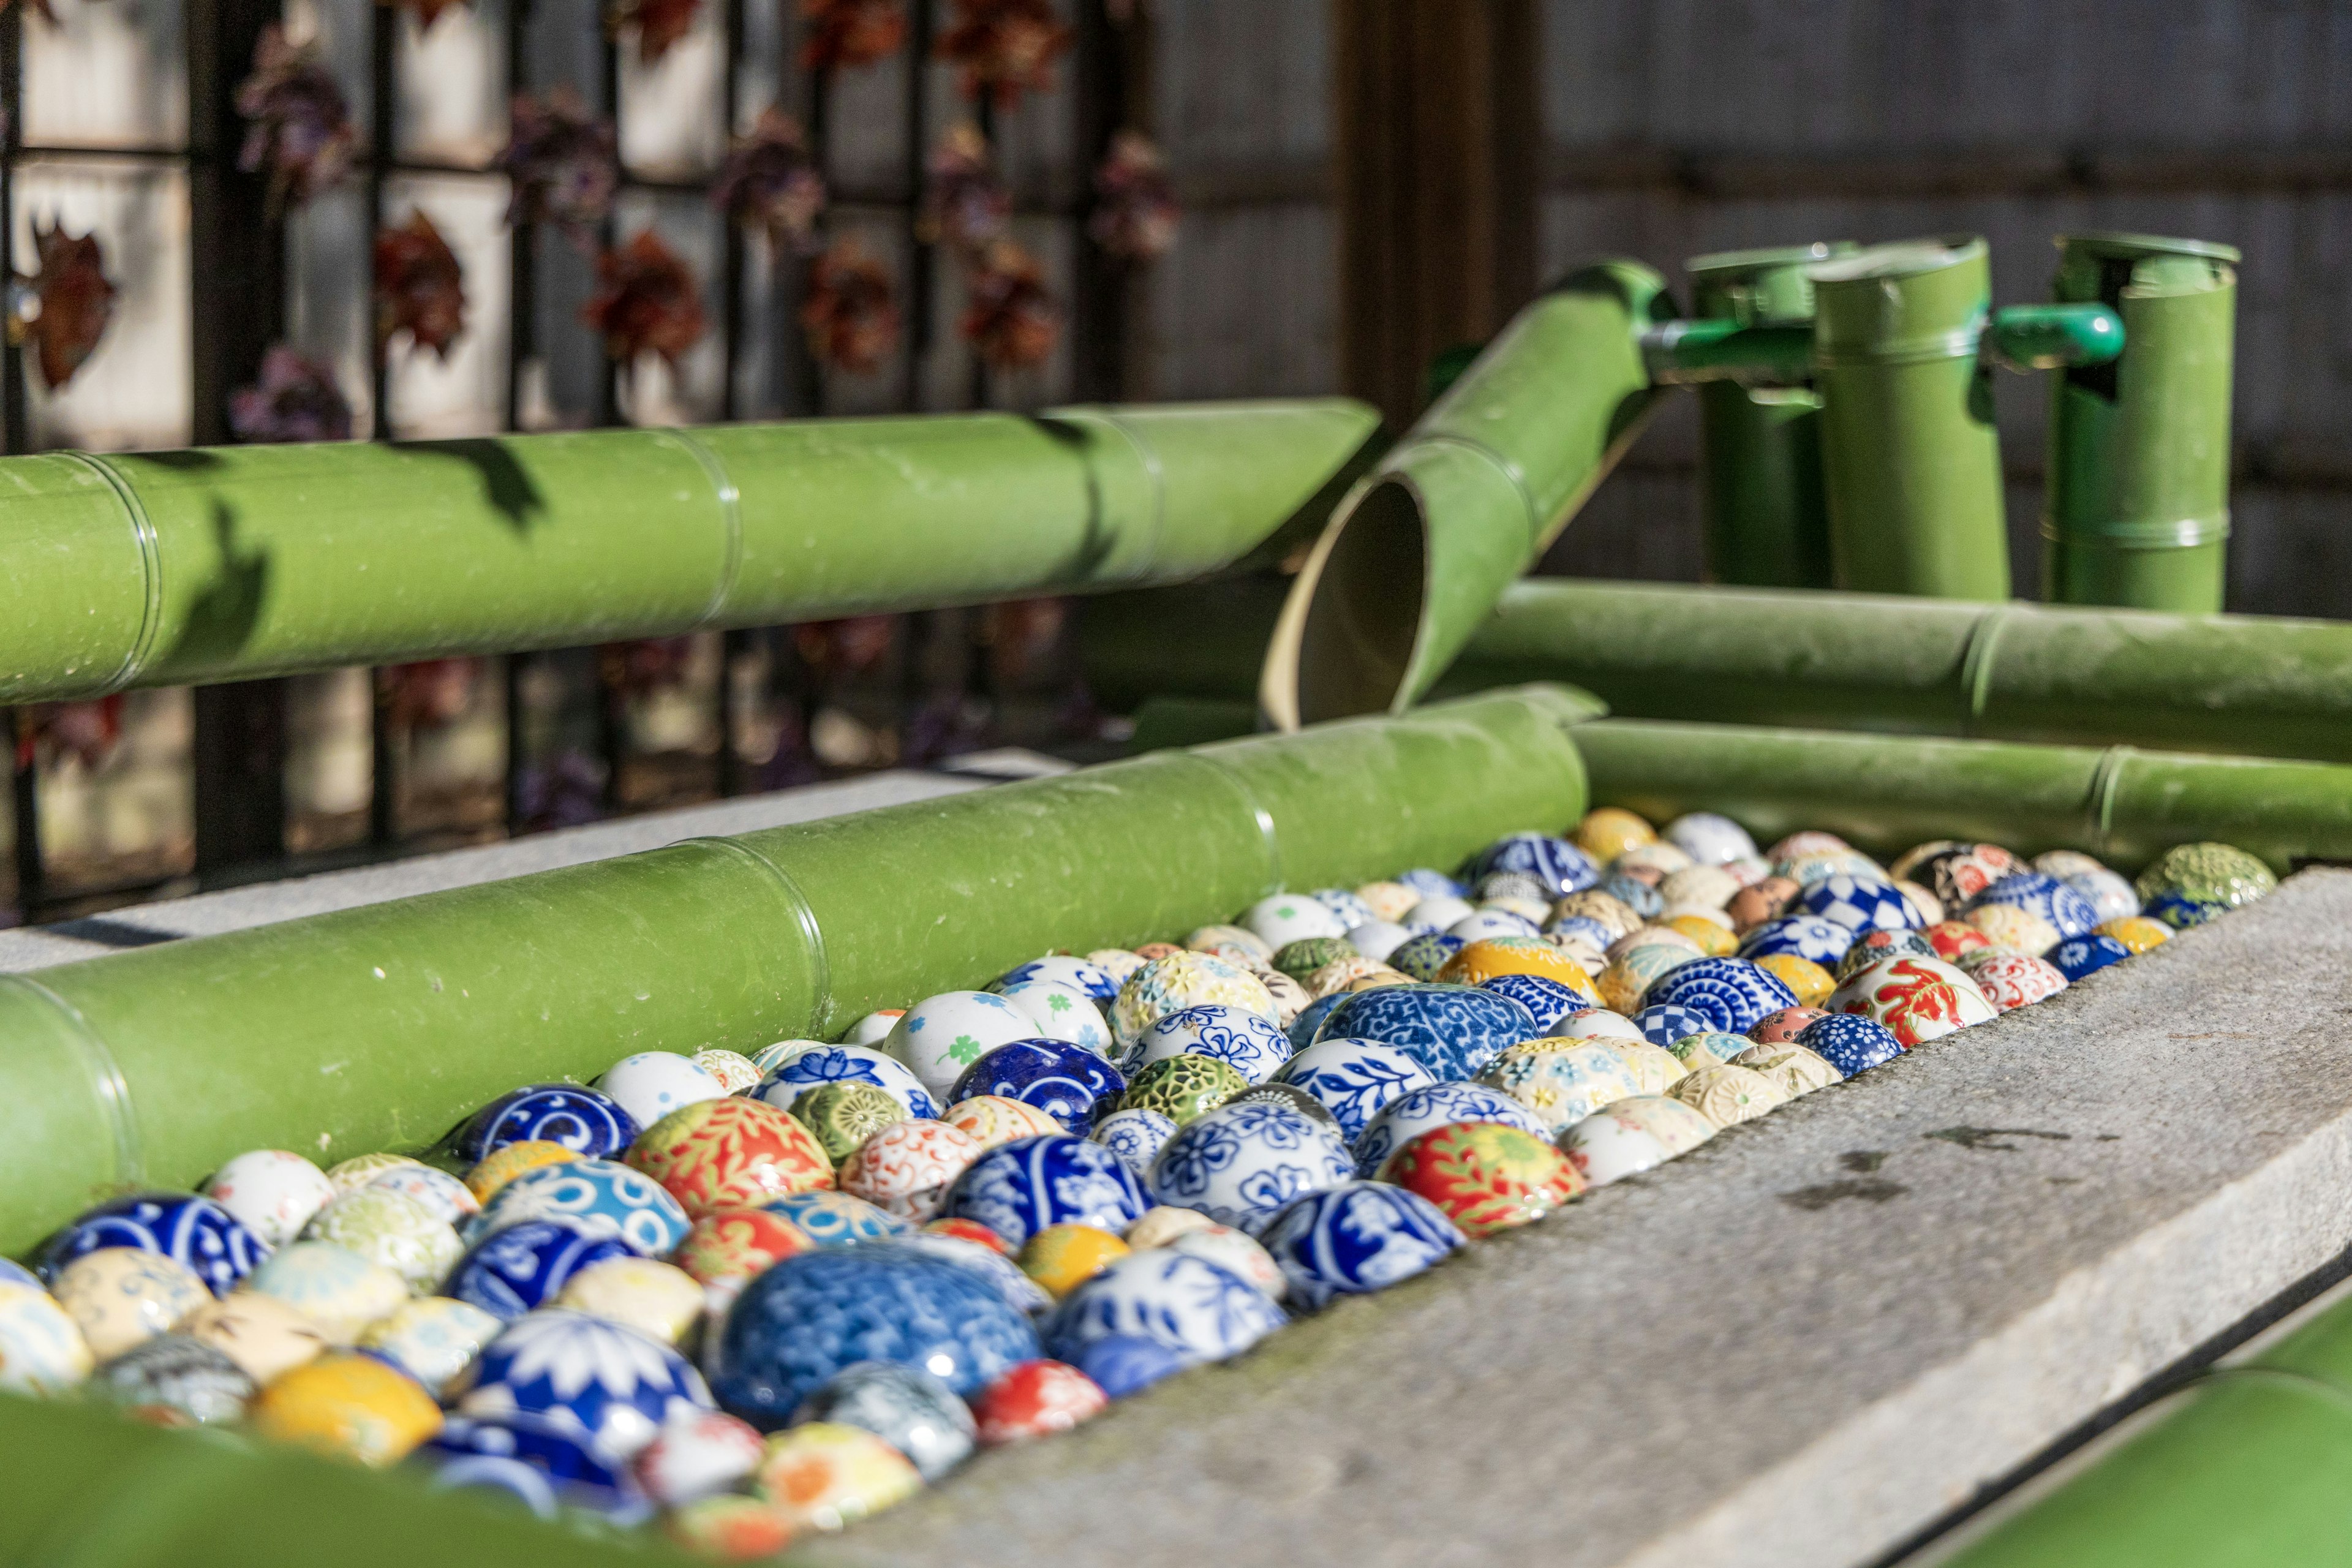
1332;0;1539;429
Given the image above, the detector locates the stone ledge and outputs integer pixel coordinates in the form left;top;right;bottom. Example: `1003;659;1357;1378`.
798;869;2352;1568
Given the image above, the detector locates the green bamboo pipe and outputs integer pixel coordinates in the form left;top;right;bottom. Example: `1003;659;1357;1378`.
1260;260;1675;729
1572;717;2352;875
2041;232;2241;614
0;399;1381;705
1433;578;2352;765
0;1389;693;1567
1809;235;2013;600
1683;243;1853;590
0;687;1591;1257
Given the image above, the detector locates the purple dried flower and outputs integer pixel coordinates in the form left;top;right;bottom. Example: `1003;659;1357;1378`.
230;345;354;443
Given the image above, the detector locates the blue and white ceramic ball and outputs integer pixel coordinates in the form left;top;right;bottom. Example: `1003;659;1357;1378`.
458;1085;641;1163
1122;1003;1291;1084
753;1044;940;1122
1664;812;1757;867
1738;915;1856;967
1833;927;1940;982
447;1219;638;1322
2049;933;2131;982
40;1193;266;1297
1795;1014;1904;1078
992;981;1112;1056
1475;973;1591;1033
1396;868;1466;900
1310;888;1376;930
708;1243;1041;1426
1042;1250;1287;1370
1147;1103;1355;1237
1447;910;1541;943
949;1040;1128;1133
1966;872;2100;942
1065;1332;1186;1400
1316;983;1536;1084
1090;1107;1180;1179
1632;1002;1716;1050
1642;957;1800;1035
424;1409;649;1521
458;1308;714;1463
2060;868;2140;926
469;1159;690;1256
1257;1181;1464;1310
1543;915;1616;952
1385;931;1467;982
1466;832;1599;897
1600;872;1665;919
885;991;1041;1101
791;1360;977;1481
1798;873;1924;934
992;955;1119;1003
892;1233;1054;1317
1275;1038;1438;1146
939;1134;1148;1251
1287;992;1349;1052
1351;1083;1549;1178
759;1191;910;1248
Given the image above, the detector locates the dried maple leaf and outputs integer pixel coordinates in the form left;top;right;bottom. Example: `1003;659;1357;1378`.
800;0;907;71
499;88;619;236
1089;130;1178;262
230;344;354;443
374;210;467;358
937;0;1070;110
710;107;827;249
235;26;355;213
799;238;899;374
919;122;1009;257
382;0;473;29
608;0;700;64
959;238;1057;370
582;228;706;369
12;219;116;390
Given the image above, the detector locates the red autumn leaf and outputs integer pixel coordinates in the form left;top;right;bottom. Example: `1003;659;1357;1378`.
959;238;1057;371
13;219;116;390
710;106;827;249
1089;129;1178;262
608;0;701;64
799;238;899;374
230;344;354;443
235;25;355;213
499;88;619;235
382;0;473;29
582;228;706;369
937;0;1070;110
380;658;482;728
918;122;1009;257
374;210;467;358
799;0;907;71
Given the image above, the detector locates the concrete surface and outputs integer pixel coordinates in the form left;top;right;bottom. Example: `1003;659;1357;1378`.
0;771;982;973
794;868;2352;1568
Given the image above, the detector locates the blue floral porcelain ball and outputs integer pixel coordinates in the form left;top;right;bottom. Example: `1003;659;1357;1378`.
1123;1003;1291;1085
1148;1103;1355;1236
753;1045;941;1121
1966;872;2100;942
950;1040;1128;1134
1600;872;1665;919
458;1309;714;1462
1257;1180;1464;1310
1384;932;1466;982
892;1233;1054;1316
447;1219;638;1322
2049;932;2131;982
1317;983;1536;1083
468;1158;690;1256
1476;973;1591;1032
1351;1083;1548;1178
1274;1038;1437;1147
457;1085;641;1163
1465;832;1599;897
1544;915;1616;952
759;1191;910;1247
938;1134;1148;1251
1799;874;1924;935
1043;1250;1286;1370
1287;992;1349;1052
791;1360;976;1481
1796;1014;1904;1078
1090;1107;1180;1178
1642;957;1800;1035
424;1410;650;1521
709;1243;1041;1426
1396;868;1466;900
1311;888;1376;929
1632;1002;1716;1050
1066;1332;1188;1400
40;1193;266;1297
1737;915;1856;967
992;955;1119;1003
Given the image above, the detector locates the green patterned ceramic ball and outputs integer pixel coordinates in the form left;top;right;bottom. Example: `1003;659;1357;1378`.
1115;1053;1249;1127
1273;937;1357;983
2135;842;2277;928
791;1082;909;1164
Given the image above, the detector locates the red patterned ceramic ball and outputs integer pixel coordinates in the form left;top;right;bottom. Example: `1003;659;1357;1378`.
1964;951;2069;1013
838;1118;986;1222
1377;1121;1586;1238
1923;920;1993;963
972;1359;1109;1446
1747;1006;1828;1045
673;1206;818;1286
625;1098;833;1218
923;1216;1011;1256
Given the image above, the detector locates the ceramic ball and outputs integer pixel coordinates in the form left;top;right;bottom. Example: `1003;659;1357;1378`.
204;1151;336;1250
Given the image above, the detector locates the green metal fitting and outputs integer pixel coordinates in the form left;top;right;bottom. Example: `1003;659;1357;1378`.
0;400;1382;706
1808;235;2011;600
1684;242;1856;590
1987;303;2126;371
1262;260;1675;728
1638;319;1816;386
2040;232;2241;614
0;687;1591;1259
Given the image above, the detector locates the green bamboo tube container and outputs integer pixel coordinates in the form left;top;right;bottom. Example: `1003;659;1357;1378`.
0;687;1590;1257
1261;260;1674;728
2041;232;2240;613
1687;243;1853;590
1809;235;2012;600
0;400;1381;706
